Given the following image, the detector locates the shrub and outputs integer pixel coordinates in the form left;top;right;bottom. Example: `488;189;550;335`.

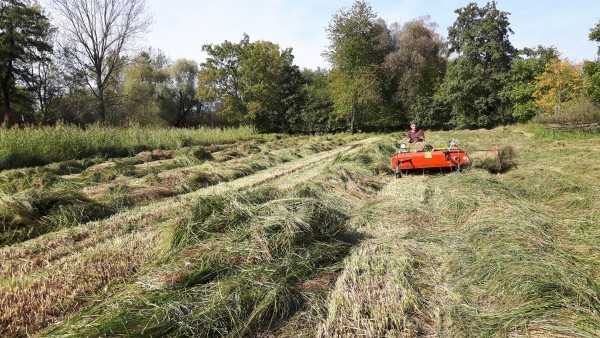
535;98;600;126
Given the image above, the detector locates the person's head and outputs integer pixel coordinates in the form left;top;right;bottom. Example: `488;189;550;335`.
410;122;417;131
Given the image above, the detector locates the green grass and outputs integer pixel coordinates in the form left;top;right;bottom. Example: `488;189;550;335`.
0;124;256;170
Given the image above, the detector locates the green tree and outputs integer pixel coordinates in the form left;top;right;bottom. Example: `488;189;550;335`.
198;35;305;132
160;59;201;127
590;21;600;56
503;46;559;122
438;1;516;128
0;0;52;126
326;0;388;132
383;18;447;128
122;50;169;126
296;68;334;133
584;21;600;103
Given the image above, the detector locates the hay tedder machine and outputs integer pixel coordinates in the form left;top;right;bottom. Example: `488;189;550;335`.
391;140;474;178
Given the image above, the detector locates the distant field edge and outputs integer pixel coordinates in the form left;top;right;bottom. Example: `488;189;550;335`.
0;125;257;171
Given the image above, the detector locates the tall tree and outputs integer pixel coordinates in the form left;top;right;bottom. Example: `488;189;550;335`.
534;59;583;114
198;35;305;132
383;17;447;127
326;0;388;132
122;50;168;125
503;46;559;122
198;36;248;126
589;21;600;57
584;21;600;102
160;59;201;127
52;0;150;123
438;1;516;128
0;0;52;126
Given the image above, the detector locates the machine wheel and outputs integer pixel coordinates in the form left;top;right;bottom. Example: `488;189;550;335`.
395;167;402;178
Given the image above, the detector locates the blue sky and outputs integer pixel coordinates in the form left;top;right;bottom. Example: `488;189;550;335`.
94;1;600;68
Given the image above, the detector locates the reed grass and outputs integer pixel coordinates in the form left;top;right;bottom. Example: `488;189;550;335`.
0;124;256;170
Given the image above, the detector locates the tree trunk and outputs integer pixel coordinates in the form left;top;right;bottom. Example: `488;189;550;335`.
350;102;356;133
98;87;106;123
96;67;107;123
1;80;12;128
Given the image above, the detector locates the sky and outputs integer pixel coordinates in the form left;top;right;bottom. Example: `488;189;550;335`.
47;0;600;69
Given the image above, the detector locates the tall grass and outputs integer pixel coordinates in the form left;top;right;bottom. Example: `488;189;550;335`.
0;124;256;170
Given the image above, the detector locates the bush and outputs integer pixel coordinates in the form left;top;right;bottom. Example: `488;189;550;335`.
535;98;600;126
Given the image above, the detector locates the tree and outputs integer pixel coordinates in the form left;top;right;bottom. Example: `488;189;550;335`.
160;59;201;127
438;1;516;128
198;36;248;126
122;50;169;125
198;35;305;132
52;0;150;123
503;46;559;122
590;21;600;56
297;68;334;133
584;21;600;103
0;0;52;126
383;17;447;128
533;59;583;114
326;0;388;132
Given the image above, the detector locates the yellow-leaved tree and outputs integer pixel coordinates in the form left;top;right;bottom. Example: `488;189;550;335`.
533;59;583;114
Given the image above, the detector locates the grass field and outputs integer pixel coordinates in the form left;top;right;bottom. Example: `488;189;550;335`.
0;125;599;337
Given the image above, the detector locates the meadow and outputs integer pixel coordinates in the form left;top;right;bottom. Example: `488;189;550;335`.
0;125;599;337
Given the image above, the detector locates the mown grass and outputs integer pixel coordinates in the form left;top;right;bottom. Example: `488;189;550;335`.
317;125;600;337
0;136;355;248
40;138;392;337
0;135;376;337
0;124;256;170
44;183;355;337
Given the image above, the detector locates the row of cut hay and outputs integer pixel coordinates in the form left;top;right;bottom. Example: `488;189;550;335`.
41;183;354;337
0;189;114;247
316;176;437;337
38;137;393;337
0;124;257;171
0;137;378;336
317;128;600;337
0;136;355;247
0;137;367;282
0;140;242;195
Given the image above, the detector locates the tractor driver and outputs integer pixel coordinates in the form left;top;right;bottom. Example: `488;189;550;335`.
407;122;426;152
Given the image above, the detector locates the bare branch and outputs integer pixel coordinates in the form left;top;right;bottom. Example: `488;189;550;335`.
51;0;150;121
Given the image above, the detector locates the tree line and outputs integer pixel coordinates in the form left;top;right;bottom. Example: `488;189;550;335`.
1;0;599;132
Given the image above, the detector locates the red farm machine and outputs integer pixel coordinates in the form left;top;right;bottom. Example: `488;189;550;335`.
391;140;476;178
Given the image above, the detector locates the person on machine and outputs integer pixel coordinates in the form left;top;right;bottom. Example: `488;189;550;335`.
407;122;425;152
